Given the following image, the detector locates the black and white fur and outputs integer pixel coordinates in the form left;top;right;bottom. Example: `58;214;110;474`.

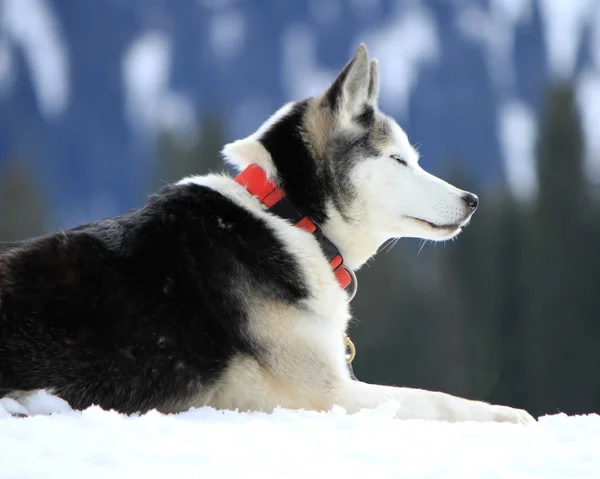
0;45;534;423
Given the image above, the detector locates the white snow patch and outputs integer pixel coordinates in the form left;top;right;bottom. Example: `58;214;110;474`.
122;32;171;134
210;9;245;61
358;5;440;117
538;0;596;79
281;25;337;100
498;100;538;201
457;0;532;94
492;0;532;23
576;68;600;185
1;393;600;478
0;0;70;118
161;92;197;136
122;31;196;138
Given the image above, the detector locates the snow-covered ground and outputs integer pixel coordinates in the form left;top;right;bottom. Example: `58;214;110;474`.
1;392;599;478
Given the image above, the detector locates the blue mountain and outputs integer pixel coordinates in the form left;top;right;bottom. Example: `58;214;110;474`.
0;0;595;229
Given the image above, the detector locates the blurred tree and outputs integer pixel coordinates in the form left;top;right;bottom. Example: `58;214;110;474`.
522;83;599;416
484;193;529;410
432;166;502;401
424;165;536;410
0;159;47;241
351;245;435;389
153;112;226;190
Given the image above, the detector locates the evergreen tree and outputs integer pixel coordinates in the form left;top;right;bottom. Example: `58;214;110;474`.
522;83;597;416
432;167;505;402
485;193;529;410
351;244;436;390
153;112;226;190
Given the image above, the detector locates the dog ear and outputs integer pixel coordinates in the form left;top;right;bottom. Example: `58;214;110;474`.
367;59;379;105
325;43;375;116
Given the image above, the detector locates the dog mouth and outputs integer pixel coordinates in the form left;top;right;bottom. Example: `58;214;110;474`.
408;216;465;232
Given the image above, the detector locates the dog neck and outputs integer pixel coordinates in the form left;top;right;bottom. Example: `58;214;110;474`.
320;209;390;271
223;135;386;273
234;164;356;297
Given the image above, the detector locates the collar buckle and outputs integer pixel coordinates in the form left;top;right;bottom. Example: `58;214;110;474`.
343;265;358;302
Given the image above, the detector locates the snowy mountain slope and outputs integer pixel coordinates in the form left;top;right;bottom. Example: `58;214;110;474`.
1;0;600;228
1;392;599;479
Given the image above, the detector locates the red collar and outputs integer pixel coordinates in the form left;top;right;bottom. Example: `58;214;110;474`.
234;164;353;292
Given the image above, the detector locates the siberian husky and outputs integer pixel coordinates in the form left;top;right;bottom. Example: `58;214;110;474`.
0;44;534;423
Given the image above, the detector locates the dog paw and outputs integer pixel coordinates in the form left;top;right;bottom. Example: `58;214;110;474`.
0;390;72;419
21;390;72;415
0;398;30;418
489;404;536;424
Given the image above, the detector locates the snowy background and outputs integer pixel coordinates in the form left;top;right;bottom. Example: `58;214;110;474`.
2;392;600;479
1;0;600;226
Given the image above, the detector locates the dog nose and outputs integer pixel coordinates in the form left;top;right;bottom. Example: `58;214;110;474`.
463;193;479;210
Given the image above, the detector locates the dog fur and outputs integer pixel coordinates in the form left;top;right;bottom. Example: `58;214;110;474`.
0;44;534;423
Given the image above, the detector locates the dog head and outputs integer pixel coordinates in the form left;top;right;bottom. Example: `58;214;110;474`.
223;44;478;268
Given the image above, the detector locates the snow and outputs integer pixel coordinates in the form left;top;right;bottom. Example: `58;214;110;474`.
457;0;532;94
492;0;532;23
210;9;246;61
0;0;69;118
498;100;538;201
538;0;596;79
281;25;337;101
576;69;600;185
358;4;439;118
577;6;600;186
282;2;439;118
457;0;600;193
2;391;600;478
122;32;196;138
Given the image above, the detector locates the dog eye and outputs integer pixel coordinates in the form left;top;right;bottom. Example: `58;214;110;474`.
390;154;407;166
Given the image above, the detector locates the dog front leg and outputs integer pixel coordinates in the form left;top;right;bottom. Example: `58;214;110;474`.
335;380;535;423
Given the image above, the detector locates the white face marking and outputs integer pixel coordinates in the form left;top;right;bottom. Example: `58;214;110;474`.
349;113;476;242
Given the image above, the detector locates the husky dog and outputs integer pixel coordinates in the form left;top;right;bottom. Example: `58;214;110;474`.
0;44;534;423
